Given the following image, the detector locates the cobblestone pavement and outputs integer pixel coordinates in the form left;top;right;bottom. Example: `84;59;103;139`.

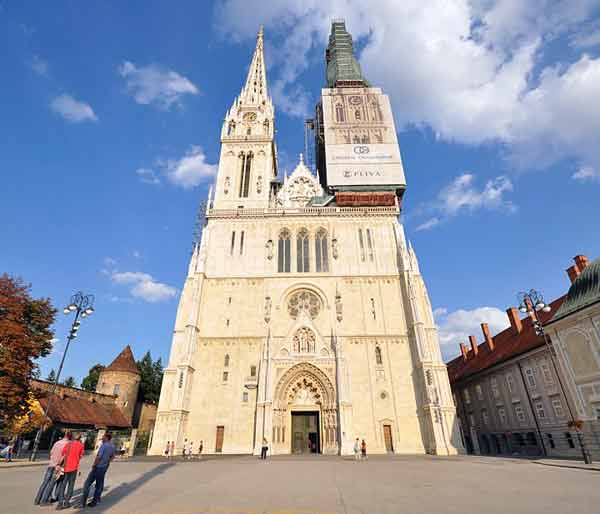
1;454;599;514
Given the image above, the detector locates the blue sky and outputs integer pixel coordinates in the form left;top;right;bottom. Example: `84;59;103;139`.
2;1;599;382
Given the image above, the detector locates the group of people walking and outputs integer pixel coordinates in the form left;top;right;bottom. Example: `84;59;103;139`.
34;431;115;510
353;438;368;460
164;439;203;459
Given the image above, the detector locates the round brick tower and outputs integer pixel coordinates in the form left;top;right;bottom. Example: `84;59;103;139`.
96;345;140;425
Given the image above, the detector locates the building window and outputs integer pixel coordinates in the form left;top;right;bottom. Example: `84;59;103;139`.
366;228;374;261
375;346;383;366
239;152;253;198
482;409;490;426
463;388;471;404
513;433;525;446
355;109;361;120
358;229;366;261
223;371;229;382
526;432;537;446
498;407;507;426
315;228;329;272
230;231;236;255
370;298;376;320
278;229;291;272
239;231;245;255
335;104;345;122
178;372;184;389
475;384;484;400
242;392;249;402
525;367;536;387
250;365;257;377
546;433;555;449
296;229;310;272
506;373;515;394
227;121;235;135
534;401;546;420
565;432;575;448
292;327;316;353
540;362;553;384
551;398;565;418
514;403;526;423
490;377;500;398
425;369;433;386
113;384;120;396
224;354;230;367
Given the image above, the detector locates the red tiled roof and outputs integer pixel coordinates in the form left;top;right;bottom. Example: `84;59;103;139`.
105;345;139;375
446;296;566;384
38;394;130;429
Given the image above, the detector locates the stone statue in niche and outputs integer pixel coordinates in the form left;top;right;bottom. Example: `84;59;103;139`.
332;237;339;260
257;175;263;194
335;291;343;322
265;239;273;260
264;296;272;324
224;176;231;195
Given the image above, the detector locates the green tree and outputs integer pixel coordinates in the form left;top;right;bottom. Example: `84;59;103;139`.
46;369;56;383
62;376;76;388
0;274;56;424
137;351;163;404
80;364;105;391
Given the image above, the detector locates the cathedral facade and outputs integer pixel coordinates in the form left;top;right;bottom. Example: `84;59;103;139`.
149;22;463;456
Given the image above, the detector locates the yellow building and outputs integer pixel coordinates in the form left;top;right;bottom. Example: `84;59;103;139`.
149;22;462;456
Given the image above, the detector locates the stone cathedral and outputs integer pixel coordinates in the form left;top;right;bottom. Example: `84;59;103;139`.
149;22;463;456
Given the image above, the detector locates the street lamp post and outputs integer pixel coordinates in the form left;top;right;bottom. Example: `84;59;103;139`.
29;292;95;461
517;289;592;465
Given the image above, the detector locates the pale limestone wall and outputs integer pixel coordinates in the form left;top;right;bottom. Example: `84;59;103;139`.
148;211;461;456
96;370;140;424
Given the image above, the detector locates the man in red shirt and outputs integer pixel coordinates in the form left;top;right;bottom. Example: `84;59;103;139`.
55;432;85;510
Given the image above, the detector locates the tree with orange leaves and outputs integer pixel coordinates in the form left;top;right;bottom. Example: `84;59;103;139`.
0;274;56;425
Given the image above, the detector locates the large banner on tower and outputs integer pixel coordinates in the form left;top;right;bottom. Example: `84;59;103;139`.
321;87;406;189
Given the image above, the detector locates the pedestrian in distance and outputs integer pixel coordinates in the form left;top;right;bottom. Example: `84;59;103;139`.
34;431;70;505
165;441;170;459
170;440;175;458
353;438;361;461
188;441;194;460
361;439;367;460
80;432;116;508
198;440;203;459
182;438;188;458
260;438;269;460
55;432;85;510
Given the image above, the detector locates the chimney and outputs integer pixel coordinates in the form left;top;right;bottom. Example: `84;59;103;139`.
567;265;581;284
469;335;479;356
574;255;589;272
506;307;523;335
481;323;495;351
460;342;468;361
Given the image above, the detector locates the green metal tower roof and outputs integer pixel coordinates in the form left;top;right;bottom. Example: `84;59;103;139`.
551;257;600;322
326;20;368;88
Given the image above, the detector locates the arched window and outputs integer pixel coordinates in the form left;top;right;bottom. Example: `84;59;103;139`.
250;365;257;377
246;127;251;136
375;346;383;365
278;229;291;272
361;135;369;144
366;228;374;261
355;109;361;120
227;121;235;135
293;327;316;353
263;119;270;134
315;228;329;272
353;135;361;144
224;354;230;367
239;152;252;198
297;229;310;272
335;104;345;122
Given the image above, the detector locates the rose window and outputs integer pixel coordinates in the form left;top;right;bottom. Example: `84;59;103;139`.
287;290;321;319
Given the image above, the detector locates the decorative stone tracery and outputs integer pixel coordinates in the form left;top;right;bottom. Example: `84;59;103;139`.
287;290;321;320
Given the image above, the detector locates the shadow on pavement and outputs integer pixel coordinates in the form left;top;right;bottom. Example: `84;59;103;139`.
74;462;176;512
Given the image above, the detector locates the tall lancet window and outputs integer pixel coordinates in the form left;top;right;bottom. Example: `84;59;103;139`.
315;228;329;272
297;229;310;272
335;104;345;122
278;229;291;272
239;152;253;198
263;119;270;135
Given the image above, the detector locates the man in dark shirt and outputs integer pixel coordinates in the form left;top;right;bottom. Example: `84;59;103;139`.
80;432;116;507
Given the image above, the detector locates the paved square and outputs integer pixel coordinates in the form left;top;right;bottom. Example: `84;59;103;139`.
1;455;598;514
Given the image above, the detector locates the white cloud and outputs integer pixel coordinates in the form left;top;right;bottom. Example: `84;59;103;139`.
50;94;98;123
110;270;177;303
29;55;48;76
163;146;217;189
136;167;161;185
413;173;515;231
215;0;600;170
435;306;510;359
132;250;142;258
119;61;199;110
572;165;600;183
415;217;440;232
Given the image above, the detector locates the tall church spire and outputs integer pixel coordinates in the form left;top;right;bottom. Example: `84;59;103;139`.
240;25;268;105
